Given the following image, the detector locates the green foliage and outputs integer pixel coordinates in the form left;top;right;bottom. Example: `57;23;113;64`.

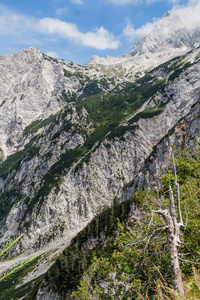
0;255;41;300
0;255;40;282
76;75;167;147
61;91;77;103
63;69;73;77
70;144;200;299
150;53;199;83
0;148;4;163
128;104;167;124
0;136;40;220
43;197;137;297
0;99;7;108
42;53;58;63
0;135;38;179
23;114;58;135
0;234;23;260
168;62;193;81
71;281;93;300
83;82;102;96
0;188;28;221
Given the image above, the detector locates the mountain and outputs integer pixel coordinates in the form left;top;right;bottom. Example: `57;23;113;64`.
0;10;200;299
129;10;200;56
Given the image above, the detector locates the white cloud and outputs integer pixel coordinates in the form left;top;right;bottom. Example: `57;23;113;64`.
108;0;183;5
108;0;141;4
1;0;200;56
123;19;156;39
38;18;120;49
170;1;200;30
45;51;58;58
123;1;200;39
0;5;37;37
71;0;83;4
56;8;69;17
0;4;119;50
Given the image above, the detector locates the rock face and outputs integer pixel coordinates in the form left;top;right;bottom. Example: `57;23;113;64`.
36;285;61;300
0;10;200;296
0;47;82;158
0;46;200;251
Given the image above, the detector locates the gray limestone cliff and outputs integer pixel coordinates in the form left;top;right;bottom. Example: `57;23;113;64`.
0;47;200;253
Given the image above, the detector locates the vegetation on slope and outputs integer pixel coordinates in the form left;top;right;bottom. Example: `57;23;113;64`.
23;113;58;136
0;234;42;300
0;255;42;300
20;143;200;299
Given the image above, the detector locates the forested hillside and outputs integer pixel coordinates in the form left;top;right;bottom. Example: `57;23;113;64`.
40;144;200;299
1;144;199;299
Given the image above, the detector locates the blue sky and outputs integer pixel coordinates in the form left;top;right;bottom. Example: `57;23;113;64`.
0;0;196;64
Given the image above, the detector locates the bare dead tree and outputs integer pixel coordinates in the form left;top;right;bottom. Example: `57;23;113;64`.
125;151;185;296
155;151;184;296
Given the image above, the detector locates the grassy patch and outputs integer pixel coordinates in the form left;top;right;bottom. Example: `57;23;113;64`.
24;114;58;135
0;255;41;300
0;234;23;260
128;106;166;124
63;68;73;77
0;135;39;179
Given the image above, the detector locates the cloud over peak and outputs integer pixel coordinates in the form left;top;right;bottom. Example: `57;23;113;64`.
123;1;200;40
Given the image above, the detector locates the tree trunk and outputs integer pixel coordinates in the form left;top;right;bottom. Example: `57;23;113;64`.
166;215;184;296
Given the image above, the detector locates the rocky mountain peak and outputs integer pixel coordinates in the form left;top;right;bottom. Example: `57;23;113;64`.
0;47;81;158
128;7;200;57
161;10;171;19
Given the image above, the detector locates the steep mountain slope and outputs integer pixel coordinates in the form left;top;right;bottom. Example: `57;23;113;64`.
1;8;199;161
0;46;200;251
0;10;200;299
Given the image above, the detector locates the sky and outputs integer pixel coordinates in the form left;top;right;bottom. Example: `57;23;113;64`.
0;0;198;64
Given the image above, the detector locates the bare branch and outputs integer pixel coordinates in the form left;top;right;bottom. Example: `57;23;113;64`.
178;256;200;265
169;185;177;221
127;228;166;247
172;152;184;226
